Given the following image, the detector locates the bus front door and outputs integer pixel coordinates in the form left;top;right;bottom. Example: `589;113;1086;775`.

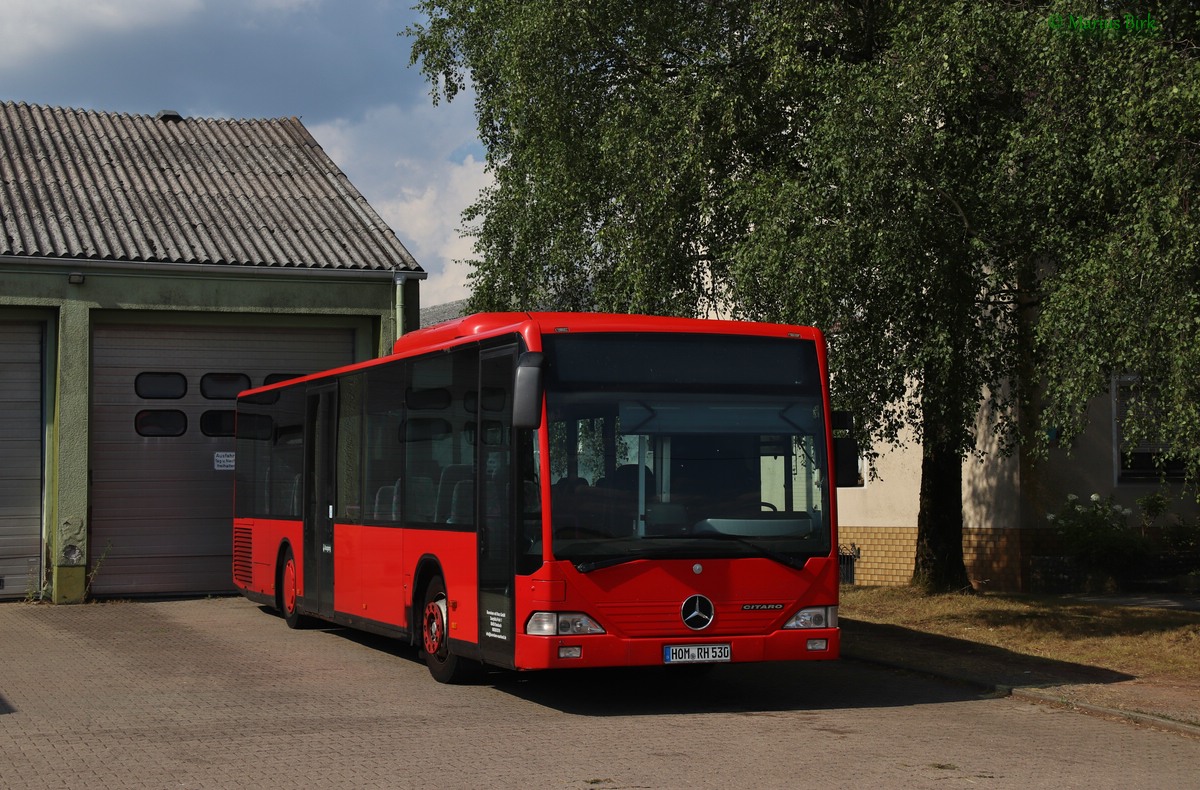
477;347;517;669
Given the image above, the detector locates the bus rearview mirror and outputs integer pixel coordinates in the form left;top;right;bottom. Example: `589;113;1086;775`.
831;410;863;488
513;352;545;429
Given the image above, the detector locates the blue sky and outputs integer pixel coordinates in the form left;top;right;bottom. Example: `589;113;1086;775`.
0;0;486;305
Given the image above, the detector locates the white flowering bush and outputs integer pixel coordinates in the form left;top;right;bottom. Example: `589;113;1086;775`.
1048;493;1151;587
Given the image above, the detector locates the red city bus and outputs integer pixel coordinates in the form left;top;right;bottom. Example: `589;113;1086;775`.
233;312;859;683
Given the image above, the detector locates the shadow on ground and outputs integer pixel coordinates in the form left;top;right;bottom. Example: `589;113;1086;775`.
311;611;992;716
485;659;995;716
968;597;1200;636
841;618;1135;690
262;604;1135;718
359;630;1015;717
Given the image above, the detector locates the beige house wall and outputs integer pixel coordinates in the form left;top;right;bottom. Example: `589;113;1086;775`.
836;392;1198;592
1025;394;1200;526
836;428;921;586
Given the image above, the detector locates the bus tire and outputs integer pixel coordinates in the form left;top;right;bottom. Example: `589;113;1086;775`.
278;545;308;630
420;575;480;684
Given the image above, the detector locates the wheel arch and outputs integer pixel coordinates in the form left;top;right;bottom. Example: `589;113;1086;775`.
409;554;444;645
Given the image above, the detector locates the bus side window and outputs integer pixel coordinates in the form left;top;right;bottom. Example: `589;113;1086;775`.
363;363;407;524
404;418;450;524
337;373;364;523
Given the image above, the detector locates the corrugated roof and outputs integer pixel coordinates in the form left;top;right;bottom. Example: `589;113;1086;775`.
419;298;469;327
0;102;421;272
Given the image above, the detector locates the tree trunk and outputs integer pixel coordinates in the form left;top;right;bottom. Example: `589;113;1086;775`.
912;415;973;594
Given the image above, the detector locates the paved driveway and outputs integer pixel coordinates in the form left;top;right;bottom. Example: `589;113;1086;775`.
2;597;1198;789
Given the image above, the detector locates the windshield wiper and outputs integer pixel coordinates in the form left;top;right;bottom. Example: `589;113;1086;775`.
572;536;809;573
697;533;809;570
572;541;698;573
575;555;641;573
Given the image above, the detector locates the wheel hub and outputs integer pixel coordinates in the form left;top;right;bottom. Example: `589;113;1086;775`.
423;597;447;656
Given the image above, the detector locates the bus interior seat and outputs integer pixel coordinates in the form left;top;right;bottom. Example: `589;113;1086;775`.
605;464;656;494
290;473;302;518
373;485;395;520
446;479;475;525
435;464;473;523
398;476;435;522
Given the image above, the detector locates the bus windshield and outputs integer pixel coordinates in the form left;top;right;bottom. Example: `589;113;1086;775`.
542;333;831;571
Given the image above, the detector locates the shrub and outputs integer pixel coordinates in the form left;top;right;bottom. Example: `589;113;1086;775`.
1135;491;1200;557
1159;520;1200;554
1048;494;1152;589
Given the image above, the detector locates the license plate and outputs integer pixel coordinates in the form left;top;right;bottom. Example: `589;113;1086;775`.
663;644;731;664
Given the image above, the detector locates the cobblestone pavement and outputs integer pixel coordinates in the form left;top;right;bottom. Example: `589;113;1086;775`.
2;597;1199;790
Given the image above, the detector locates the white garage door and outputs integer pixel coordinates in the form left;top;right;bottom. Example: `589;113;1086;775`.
90;324;356;595
0;323;44;600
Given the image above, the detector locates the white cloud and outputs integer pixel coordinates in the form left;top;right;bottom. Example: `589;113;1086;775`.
244;0;319;11
1;0;489;307
0;0;201;70
376;153;490;306
308;94;491;307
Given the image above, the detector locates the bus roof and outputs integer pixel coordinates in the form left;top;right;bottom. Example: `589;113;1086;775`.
392;312;824;356
238;312;824;399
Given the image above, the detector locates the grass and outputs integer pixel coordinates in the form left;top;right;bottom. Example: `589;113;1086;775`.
840;585;1200;682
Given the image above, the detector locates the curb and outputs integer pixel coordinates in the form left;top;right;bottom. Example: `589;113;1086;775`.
1005;686;1200;740
843;651;1200;740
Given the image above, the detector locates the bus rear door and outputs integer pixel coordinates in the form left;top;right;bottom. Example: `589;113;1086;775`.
303;383;337;619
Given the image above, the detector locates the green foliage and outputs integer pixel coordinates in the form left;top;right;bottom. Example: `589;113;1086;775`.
1049;494;1152;587
726;3;1036;463
1159;519;1200;555
409;0;756;316
1140;492;1200;554
1025;3;1200;486
407;1;1200;589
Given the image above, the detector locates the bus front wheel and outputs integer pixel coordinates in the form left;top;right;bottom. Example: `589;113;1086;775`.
420;576;479;684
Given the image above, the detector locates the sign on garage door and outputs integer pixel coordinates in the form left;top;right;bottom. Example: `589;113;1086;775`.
0;323;44;600
90;324;355;595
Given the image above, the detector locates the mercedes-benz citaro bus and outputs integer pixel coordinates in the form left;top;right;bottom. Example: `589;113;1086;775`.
233;313;859;683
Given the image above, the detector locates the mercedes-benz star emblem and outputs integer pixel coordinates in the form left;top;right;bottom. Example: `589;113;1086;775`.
681;594;715;631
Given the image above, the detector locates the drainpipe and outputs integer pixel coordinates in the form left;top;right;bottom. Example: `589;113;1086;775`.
395;271;424;341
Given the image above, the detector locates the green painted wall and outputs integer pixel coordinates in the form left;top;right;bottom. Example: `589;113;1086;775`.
1;260;418;603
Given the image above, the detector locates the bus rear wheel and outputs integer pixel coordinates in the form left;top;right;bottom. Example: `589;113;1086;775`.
420;576;480;684
278;546;307;630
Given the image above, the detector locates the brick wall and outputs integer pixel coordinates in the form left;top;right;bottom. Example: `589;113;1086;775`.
839;526;916;586
964;528;1019;591
840;525;1058;592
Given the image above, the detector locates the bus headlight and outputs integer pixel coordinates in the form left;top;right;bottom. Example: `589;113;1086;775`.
525;612;606;636
784;606;838;630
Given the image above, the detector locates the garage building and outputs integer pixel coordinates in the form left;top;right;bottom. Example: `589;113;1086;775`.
0;102;424;603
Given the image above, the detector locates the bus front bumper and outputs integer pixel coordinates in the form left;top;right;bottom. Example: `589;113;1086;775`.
514;627;840;670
